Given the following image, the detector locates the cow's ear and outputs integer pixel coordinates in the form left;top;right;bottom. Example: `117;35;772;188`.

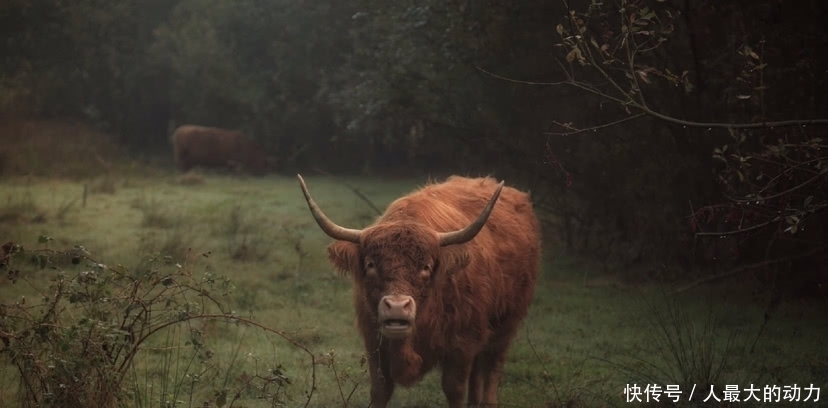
327;241;361;277
436;246;470;274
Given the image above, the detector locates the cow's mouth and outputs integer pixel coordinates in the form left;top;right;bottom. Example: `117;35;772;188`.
381;319;412;338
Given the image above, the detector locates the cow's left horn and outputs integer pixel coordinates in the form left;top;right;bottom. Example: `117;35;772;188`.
297;174;363;243
438;180;505;247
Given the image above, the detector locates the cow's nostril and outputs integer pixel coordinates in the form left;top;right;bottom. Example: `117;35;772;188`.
382;296;414;313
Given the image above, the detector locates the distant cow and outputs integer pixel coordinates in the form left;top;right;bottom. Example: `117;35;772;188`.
171;125;271;174
298;175;541;408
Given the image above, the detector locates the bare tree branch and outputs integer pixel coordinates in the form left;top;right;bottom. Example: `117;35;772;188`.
671;244;828;294
545;113;646;136
474;67;828;130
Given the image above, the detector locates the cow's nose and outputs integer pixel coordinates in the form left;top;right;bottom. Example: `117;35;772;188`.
381;295;414;313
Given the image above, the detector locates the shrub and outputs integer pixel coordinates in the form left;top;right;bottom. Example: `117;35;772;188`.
0;241;320;408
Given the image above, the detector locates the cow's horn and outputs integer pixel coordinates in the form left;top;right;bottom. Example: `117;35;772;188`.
297;174;363;243
438;180;505;247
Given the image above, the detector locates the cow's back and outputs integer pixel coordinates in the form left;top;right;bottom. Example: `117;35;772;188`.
172;125;243;170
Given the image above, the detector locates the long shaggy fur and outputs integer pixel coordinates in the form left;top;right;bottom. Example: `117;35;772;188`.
325;176;541;408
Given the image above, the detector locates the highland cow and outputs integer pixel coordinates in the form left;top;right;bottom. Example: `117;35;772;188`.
171;125;270;174
298;174;541;408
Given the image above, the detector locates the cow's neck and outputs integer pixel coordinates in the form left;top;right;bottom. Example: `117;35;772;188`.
383;337;428;387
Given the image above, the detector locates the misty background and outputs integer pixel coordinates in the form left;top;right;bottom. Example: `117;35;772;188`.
2;0;827;297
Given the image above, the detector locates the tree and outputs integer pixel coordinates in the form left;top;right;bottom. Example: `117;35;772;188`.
547;0;828;290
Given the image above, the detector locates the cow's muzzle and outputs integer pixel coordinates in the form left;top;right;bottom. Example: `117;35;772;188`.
378;295;416;339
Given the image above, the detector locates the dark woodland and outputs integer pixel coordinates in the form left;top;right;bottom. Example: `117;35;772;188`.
5;0;824;294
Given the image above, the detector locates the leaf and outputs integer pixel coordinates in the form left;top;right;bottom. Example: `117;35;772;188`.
743;46;760;60
636;70;652;84
556;24;564;35
736;95;751;100
565;47;583;63
804;196;813;208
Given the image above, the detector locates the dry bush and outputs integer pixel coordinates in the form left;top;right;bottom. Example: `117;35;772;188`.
216;206;271;263
0;117;124;179
0;192;47;224
87;177;117;194
0;242;322;408
175;171;205;186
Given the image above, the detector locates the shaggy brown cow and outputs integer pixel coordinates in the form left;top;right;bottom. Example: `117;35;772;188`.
298;174;540;408
171;125;270;174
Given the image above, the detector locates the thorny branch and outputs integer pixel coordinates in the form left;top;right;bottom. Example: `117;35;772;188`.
0;247;321;408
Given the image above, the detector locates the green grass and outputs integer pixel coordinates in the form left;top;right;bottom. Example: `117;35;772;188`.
0;172;825;407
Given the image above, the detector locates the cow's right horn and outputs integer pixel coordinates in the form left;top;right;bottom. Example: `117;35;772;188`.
297;174;363;243
438;180;504;246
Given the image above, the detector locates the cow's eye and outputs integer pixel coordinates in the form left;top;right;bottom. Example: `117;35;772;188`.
364;258;377;276
419;264;432;280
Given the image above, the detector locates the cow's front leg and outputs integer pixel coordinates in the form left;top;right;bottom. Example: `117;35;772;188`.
367;348;394;408
441;354;473;408
468;348;508;406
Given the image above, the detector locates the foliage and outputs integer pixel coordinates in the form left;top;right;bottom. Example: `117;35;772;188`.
332;1;558;176
0;0;176;137
2;0;827;289
692;43;828;297
0;119;124;179
0;240;317;408
548;0;828;285
145;0;356;166
541;0;711;272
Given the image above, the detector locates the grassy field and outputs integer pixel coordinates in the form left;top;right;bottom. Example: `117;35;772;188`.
0;171;826;408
